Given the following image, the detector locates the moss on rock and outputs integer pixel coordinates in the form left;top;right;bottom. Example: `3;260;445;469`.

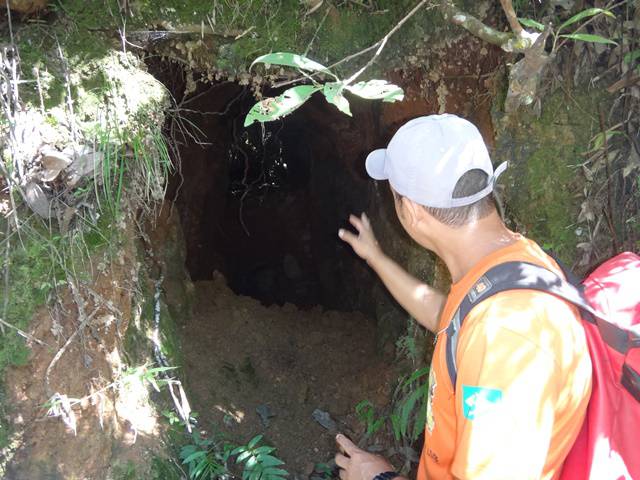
494;88;606;265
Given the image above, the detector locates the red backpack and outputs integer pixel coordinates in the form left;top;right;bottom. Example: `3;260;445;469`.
444;252;640;479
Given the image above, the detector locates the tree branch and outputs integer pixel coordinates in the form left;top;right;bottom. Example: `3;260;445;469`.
500;0;523;36
439;0;534;52
440;0;512;47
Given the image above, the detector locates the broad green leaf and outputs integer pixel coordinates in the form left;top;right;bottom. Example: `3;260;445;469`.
323;82;352;116
244;85;321;126
518;17;545;31
251;52;333;76
260;457;285;467
248;434;264;449
559;8;615;31
231;446;246;456
254;446;276;455
262;468;289;476
624;49;640;64
237;450;255;463
559;33;618;46
346;80;404;102
182;450;206;464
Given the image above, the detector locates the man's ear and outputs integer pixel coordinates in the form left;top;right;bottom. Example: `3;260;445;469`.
401;197;422;227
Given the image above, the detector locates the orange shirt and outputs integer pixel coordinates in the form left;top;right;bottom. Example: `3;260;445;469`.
417;236;592;480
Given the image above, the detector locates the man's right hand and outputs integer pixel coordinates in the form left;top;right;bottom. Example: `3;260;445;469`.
338;211;445;334
338;213;382;264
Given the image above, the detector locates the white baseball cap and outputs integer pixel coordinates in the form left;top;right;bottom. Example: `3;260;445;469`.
365;114;507;208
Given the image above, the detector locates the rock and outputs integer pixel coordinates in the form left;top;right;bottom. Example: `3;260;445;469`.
2;0;49;14
25;182;54;218
256;404;275;427
66;146;104;187
40;148;71;182
311;409;336;431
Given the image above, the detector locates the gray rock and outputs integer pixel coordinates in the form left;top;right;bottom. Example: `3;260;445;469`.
25;182;54;218
311;409;336;431
40;148;72;182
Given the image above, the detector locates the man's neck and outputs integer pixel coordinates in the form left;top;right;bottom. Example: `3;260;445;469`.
433;213;518;284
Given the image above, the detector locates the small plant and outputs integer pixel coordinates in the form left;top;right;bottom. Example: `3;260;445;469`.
390;367;430;443
518;7;618;51
355;400;386;437
180;430;232;480
231;434;288;480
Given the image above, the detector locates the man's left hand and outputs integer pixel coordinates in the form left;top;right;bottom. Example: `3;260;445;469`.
334;434;395;480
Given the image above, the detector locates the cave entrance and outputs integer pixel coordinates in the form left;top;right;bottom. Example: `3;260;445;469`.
165;77;382;312
150;67;401;476
147;48;501;473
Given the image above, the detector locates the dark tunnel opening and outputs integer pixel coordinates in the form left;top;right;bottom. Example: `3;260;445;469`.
154;65;388;312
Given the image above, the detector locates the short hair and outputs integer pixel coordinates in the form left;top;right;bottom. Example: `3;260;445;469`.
393;169;496;228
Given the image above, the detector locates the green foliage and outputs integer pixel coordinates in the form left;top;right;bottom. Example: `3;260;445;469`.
179;432;288;480
558;33;617;46
180;431;230;480
519;6;618;51
557;8;615;30
245;52;404;126
518;18;544;31
355;400;386;437
390;367;430;442
231;435;288;480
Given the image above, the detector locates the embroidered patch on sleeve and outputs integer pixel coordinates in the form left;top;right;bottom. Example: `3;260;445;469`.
462;385;503;420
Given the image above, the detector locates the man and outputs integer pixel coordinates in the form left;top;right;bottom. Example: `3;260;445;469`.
335;114;592;480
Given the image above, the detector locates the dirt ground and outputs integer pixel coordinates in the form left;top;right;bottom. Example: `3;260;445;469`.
181;272;396;478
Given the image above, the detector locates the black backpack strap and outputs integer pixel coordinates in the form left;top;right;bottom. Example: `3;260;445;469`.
444;261;633;388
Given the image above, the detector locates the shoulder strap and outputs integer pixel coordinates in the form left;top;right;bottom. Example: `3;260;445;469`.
444;261;631;388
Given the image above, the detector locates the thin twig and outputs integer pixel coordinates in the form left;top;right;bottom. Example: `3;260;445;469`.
55;38;78;142
499;0;523;36
0;317;48;346
44;279;99;397
304;6;331;56
273;0;434;89
598;106;620;253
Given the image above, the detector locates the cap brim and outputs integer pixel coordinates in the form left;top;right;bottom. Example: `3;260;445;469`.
365;149;388;180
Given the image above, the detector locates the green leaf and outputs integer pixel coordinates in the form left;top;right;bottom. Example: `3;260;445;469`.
346;80;404;102
237;450;255;463
254;446;276;455
262;468;289;477
402;367;430;388
390;413;402;441
412;401;427;441
246;456;259;469
231;446;246;456
322;82;352;116
260;457;285;467
559;8;615;31
518;17;545;31
559;33;618;46
624;49;640;64
248;434;264;449
251;52;334;76
182;450;206;464
244;85;321;126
